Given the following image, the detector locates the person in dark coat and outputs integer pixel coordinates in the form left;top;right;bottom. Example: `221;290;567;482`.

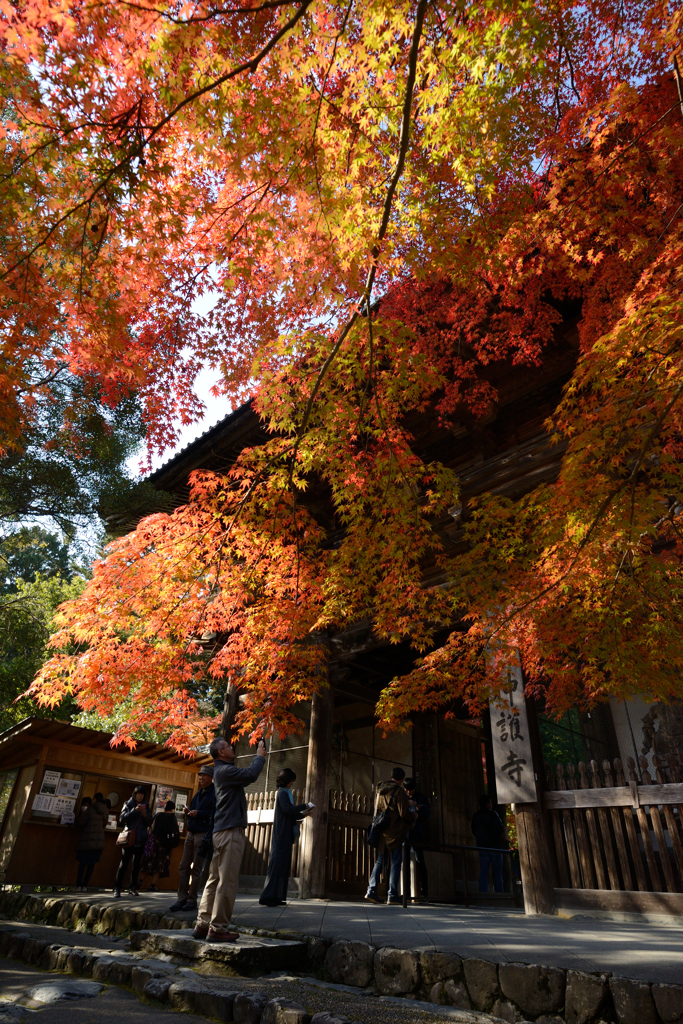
471;794;507;893
259;769;311;907
140;800;180;890
169;764;216;912
115;785;153;897
75;793;108;892
404;777;430;903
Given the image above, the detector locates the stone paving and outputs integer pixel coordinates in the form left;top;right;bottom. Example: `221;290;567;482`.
2;891;683;1024
0;957;209;1024
39;888;683;984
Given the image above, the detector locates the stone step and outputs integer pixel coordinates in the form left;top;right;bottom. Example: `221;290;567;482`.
130;928;307;972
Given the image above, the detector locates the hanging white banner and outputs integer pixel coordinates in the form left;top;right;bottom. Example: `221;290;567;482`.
489;662;537;804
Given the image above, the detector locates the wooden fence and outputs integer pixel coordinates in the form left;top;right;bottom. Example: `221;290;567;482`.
544;756;683;895
241;788;304;878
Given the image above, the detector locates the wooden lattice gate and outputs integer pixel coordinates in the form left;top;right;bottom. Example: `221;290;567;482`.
325;790;373;896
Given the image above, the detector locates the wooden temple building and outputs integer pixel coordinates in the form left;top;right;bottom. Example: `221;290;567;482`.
3;322;682;915
129;322;683;919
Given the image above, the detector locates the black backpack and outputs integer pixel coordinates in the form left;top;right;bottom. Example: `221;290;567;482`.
366;785;399;847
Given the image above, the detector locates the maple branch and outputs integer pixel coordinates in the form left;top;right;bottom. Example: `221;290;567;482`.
673;55;683;120
364;0;427;304
1;0;314;283
556;103;679;221
634;201;683;274
288;0;427;477
602;334;682;463
108;0;299;21
310;0;354;235
486;375;683;648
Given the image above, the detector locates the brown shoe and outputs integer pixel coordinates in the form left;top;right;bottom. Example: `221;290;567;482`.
192;925;209;940
206;927;239;943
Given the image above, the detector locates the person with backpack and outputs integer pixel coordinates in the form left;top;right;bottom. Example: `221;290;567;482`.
364;767;416;905
471;794;507;893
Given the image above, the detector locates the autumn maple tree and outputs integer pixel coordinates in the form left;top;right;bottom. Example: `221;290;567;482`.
1;0;682;748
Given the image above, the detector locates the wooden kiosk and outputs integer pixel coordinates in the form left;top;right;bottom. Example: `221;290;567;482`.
0;718;210;891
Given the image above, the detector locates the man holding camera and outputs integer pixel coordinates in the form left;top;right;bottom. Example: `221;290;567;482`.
193;736;266;943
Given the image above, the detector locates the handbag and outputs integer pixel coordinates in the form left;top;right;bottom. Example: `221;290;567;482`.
366;784;399;847
116;828;136;847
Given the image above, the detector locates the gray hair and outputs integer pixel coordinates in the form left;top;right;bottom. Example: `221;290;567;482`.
209;736;229;758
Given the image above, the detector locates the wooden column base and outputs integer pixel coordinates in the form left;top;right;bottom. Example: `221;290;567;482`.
514;800;556;915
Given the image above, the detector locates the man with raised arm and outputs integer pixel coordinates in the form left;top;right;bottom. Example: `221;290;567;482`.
192;736;266;943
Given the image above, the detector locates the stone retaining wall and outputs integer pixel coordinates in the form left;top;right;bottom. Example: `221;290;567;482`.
0;890;190;938
321;940;683;1024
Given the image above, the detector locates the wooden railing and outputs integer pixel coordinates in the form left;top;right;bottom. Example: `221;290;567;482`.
544;756;683;893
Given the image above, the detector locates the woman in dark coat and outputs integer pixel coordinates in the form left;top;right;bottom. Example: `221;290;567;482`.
75;793;108;891
259;769;311;907
139;800;180;890
114;785;153;897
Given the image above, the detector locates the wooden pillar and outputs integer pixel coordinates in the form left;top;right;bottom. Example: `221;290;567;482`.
514;699;556;915
300;679;334;899
514;800;556;915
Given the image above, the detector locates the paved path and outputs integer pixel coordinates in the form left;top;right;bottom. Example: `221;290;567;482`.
230;896;683;983
24;888;683;984
0;958;208;1024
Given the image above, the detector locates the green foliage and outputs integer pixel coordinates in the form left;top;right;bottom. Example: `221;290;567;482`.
0;365;147;533
538;710;587;766
0;527;71;594
0;572;86;730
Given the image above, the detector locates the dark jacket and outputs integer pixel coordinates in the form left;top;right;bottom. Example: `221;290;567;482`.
212;755;265;833
272;787;307;853
260;786;307;903
76;800;108;852
407;791;430;845
186;784;216;835
151;810;180;850
471;807;507;849
120;798;153;846
374;780;416;852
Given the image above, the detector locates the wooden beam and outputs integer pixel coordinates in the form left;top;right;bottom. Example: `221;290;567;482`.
554;887;683;918
544;783;683;809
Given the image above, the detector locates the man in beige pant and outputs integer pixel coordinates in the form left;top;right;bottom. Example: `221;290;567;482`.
193;736;266;943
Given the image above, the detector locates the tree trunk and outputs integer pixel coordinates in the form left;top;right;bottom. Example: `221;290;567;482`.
221;680;240;738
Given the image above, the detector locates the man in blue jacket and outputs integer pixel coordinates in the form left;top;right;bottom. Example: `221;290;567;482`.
193;735;265;943
170;763;216;912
